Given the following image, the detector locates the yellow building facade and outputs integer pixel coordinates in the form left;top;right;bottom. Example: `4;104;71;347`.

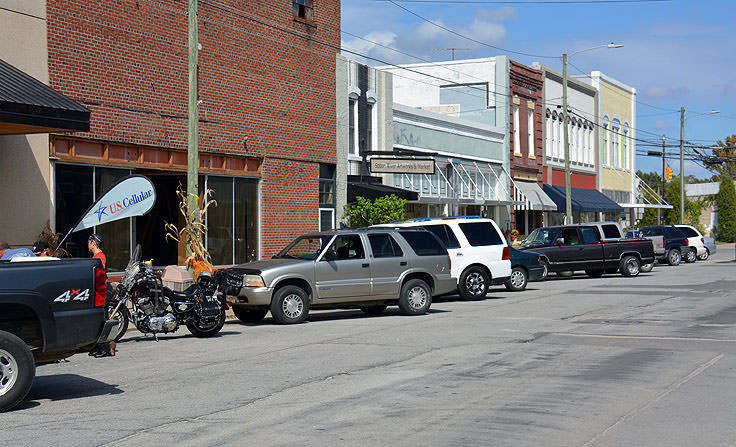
585;72;636;222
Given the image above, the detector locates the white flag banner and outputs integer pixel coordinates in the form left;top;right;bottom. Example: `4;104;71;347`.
71;175;156;233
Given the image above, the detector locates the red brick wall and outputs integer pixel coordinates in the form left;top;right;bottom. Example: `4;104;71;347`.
46;0;340;257
545;167;597;190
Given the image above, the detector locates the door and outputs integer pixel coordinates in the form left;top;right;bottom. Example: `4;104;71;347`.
314;234;371;300
578;226;605;270
367;233;407;298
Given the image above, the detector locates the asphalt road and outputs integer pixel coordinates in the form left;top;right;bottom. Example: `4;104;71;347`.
4;246;736;446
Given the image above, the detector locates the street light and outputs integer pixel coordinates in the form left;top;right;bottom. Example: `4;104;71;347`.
562;43;623;224
679;108;720;224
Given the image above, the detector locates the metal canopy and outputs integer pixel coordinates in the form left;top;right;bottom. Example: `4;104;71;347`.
0;59;90;135
512;180;557;211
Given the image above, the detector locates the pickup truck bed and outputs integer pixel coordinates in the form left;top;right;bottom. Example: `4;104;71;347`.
0;258;117;411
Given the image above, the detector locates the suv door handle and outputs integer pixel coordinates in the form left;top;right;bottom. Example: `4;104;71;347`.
362;263;370;268
400;261;407;266
456;253;463;256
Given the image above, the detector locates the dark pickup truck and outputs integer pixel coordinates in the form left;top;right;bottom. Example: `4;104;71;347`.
0;257;117;412
518;224;656;278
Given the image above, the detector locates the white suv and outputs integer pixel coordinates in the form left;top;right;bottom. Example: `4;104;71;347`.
675;225;707;262
375;217;511;300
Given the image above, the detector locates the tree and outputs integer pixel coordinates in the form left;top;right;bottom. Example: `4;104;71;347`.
716;175;736;242
343;194;407;227
706;134;736;178
663;176;702;226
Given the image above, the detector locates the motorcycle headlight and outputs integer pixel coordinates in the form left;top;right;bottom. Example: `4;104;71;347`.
243;274;265;288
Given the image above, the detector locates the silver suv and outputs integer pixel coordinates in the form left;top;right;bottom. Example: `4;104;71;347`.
224;228;456;324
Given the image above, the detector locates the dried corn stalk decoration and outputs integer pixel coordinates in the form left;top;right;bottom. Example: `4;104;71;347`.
37;220;70;257
165;187;217;280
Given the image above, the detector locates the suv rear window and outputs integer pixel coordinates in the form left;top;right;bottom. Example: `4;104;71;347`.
458;222;503;246
368;234;404;258
679;227;698;238
398;231;446;256
422;224;460;249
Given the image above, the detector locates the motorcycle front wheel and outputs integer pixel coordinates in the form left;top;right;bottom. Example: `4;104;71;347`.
187;307;226;338
105;301;131;343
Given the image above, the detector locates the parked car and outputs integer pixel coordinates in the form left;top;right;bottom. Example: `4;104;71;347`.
505;247;546;292
223;228;456;324
0;257;118;412
517;224;655;277
702;236;717;260
675;225;708;261
639;225;691;266
375;216;512;300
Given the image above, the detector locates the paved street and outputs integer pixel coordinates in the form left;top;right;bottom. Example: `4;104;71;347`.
4;246;736;446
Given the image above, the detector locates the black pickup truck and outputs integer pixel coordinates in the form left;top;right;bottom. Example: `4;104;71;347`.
0;258;118;412
518;224;656;278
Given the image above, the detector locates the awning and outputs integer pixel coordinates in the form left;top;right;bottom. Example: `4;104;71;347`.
0;59;90;135
348;178;419;202
513;181;557;211
542;184;624;213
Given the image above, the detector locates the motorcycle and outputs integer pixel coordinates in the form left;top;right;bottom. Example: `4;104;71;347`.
105;245;242;341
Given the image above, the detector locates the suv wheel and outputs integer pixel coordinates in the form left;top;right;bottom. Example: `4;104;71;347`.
620;255;641;277
398;279;432;315
504;267;527;292
684;248;697;263
458;267;489;300
640;263;654;273
270;286;310;324
667;249;681;266
697;248;709;261
0;331;35;413
232;306;268;323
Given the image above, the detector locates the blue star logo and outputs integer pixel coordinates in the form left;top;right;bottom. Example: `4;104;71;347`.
93;203;108;222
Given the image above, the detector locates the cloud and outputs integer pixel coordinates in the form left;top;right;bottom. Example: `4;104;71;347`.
653;120;672;130
474;6;518;22
342;17;508;65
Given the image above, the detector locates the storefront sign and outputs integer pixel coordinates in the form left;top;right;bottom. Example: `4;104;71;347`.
67;175;157;235
369;157;435;174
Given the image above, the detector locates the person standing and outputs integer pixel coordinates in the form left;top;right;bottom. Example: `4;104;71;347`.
88;234;106;269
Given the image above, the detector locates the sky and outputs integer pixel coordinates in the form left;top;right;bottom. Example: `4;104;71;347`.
341;0;736;180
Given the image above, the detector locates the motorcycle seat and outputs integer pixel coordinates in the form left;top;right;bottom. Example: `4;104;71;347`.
170;283;198;300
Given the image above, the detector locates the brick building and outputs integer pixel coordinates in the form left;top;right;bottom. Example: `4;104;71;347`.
0;0;340;270
508;60;555;235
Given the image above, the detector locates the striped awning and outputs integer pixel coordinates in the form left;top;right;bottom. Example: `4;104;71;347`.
512;181;557;211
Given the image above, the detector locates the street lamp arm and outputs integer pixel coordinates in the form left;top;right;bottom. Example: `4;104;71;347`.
568;43;623;57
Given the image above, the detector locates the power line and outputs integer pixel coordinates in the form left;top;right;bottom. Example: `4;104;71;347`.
385;0;557;58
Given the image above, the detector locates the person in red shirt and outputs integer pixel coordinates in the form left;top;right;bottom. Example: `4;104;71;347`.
88;233;106;269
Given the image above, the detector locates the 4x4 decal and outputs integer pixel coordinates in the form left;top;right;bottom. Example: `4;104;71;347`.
54;288;90;303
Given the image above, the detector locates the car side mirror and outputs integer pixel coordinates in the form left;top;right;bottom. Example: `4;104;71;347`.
322;249;337;261
556;238;565;245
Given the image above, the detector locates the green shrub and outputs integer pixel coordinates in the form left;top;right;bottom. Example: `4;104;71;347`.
716;176;736;242
343;194;407;227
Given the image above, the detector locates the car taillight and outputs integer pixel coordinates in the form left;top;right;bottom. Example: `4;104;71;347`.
701;238;705;244
448;257;451;271
94;266;108;307
502;246;510;260
662;237;666;247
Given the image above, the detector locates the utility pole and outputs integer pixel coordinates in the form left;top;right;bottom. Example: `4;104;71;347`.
562;53;572;224
679;106;685;225
659;135;666;223
187;0;199;257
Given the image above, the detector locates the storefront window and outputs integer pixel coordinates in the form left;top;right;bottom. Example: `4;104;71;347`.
207;176;259;265
55;164;131;271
